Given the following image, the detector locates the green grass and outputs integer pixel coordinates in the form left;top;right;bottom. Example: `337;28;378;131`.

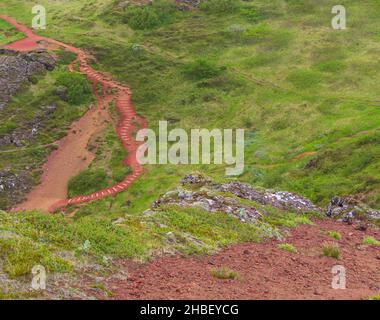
263;212;315;228
210;267;241;280
68;169;109;197
0;19;24;45
328;231;342;240
278;243;297;253
362;236;380;246
322;242;341;259
0;210;162;277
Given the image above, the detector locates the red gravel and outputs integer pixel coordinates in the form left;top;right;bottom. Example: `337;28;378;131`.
97;219;380;300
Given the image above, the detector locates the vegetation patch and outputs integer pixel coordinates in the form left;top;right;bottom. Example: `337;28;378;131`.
183;59;225;81
328;231;342;240
278;243;297;253
121;0;178;30
55;71;93;105
68;169;109;197
322;242;341;259
362;236;380;246
210;267;241;280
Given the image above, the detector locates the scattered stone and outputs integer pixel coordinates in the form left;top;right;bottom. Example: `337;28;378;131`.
218;182;320;213
112;217;127;224
153;186;262;223
326;196;380;222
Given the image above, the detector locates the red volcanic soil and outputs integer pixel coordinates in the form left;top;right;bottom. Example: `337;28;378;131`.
1;16;147;212
89;219;380;300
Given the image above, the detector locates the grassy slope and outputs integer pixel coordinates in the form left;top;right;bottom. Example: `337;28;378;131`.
2;0;377;209
0;0;379;284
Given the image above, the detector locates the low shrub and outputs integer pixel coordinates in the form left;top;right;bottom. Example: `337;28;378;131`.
122;0;176;30
278;243;297;253
362;236;380;246
210;267;241;280
55;72;92;105
322;242;340;259
183;59;224;80
328;231;342;240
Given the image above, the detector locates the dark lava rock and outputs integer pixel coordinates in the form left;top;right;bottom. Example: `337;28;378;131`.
0;49;56;109
326;196;380;222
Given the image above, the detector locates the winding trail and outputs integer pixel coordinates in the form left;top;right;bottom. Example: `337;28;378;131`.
1;16;147;212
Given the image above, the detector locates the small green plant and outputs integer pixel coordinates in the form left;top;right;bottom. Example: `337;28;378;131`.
0;121;17;135
322;242;341;259
122;0;176;30
90;282;114;297
328;231;342;240
210;267;241;280
278;243;297;253
362;236;380;246
368;295;380;300
183;59;224;80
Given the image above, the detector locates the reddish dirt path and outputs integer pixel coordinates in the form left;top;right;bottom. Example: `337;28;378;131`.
1;16;147;212
91;219;380;300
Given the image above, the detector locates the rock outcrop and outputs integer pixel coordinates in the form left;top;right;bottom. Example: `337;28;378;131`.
148;173;320;223
327;196;380;222
0;49;56;109
147;173;380;226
